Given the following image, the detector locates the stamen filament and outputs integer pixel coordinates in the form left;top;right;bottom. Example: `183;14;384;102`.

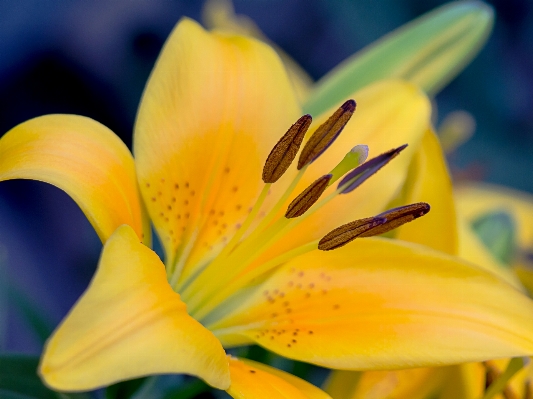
215;183;271;261
189;144;409;304
179;183;270;295
168;229;199;289
187;182;347;315
252;166;307;235
181;165;307;295
194;240;319;322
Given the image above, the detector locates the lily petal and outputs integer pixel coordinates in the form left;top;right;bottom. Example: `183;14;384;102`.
324;367;449;399
227;356;331;399
210;238;533;369
396;128;458;255
39;225;229;391
134;18;300;277
0;115;149;243
201;0;314;104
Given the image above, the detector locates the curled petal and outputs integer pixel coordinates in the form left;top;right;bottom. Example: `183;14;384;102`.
0;115;149;243
40;225;229;391
396;128;457;254
210;238;533;370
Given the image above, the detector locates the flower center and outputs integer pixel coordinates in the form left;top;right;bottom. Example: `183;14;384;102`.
170;100;429;325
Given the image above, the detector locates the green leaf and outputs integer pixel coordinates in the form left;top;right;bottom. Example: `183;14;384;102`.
0;354;56;399
471;210;517;265
304;1;494;116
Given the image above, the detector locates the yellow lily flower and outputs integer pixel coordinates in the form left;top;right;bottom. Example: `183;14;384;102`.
2;17;533;398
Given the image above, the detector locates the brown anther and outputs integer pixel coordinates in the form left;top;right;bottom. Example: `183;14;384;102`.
318;216;387;251
358;202;430;238
298;99;356;169
319;202;430;250
285;174;332;218
263;114;312;183
338;144;407;194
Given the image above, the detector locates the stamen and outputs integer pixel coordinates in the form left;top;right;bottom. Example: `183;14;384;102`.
297;99;356;169
338;144;407;194
318;217;387;251
263;114;312;183
359;202;431;237
285;174;332;218
318;202;430;250
329;144;369;185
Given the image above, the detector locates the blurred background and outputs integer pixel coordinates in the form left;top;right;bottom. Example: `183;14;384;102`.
0;0;532;356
